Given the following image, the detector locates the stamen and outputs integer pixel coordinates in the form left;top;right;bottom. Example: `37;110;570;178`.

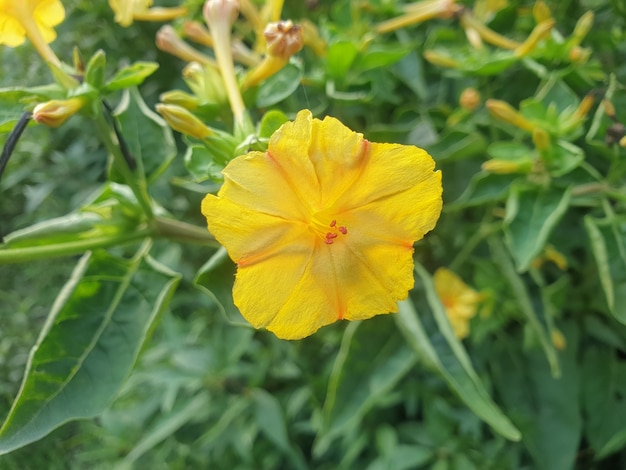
326;232;338;239
330;219;337;227
338;226;348;235
324;238;334;245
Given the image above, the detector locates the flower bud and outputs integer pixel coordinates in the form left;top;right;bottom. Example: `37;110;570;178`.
572;11;594;44
486;99;535;132
156;25;214;65
203;0;239;28
33;97;85;127
481;158;533;174
551;329;566;350
532;0;552;23
156;104;213;139
160;90;200;111
265;21;304;59
423;50;459;68
568;46;590;64
514;19;554;58
460;87;481;111
376;0;461;34
532;127;551;151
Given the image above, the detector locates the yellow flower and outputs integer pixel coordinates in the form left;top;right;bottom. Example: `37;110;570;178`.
0;0;64;65
201;110;443;339
434;268;482;339
109;0;187;27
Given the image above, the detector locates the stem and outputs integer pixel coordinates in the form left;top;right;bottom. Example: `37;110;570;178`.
153;217;219;246
210;18;247;130
93;111;154;220
0;230;151;264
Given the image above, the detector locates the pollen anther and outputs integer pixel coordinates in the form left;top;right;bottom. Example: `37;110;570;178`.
338;226;348;235
330;220;337;227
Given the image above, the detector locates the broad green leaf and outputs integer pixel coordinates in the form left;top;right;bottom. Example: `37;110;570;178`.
504;185;572;272
194;247;247;327
326;41;359;80
121;392;211;468
426;129;487;162
487;141;532;161
184;144;225;182
585;216;626;323
259;110;288;138
114;88;176;183
355;44;412;71
449;173;518;209
491;323;581;470
256;63;303;108
103;62;159;93
0;243;181;454
396;298;521;441
582;346;626;458
314;318;417;456
489;237;560;376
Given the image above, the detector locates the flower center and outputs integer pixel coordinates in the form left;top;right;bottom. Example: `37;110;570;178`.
309;215;348;245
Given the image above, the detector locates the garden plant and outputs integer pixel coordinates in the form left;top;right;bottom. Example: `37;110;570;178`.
1;0;626;468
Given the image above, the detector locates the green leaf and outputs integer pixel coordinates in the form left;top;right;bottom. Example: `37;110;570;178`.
314;318;417;457
504;185;572;272
256;63;303;108
114;88;177;183
194;247;247;327
0;242;181;454
326;41;359;80
582;346;626;458
396;298;521;441
355;44;412;71
426;129;487;162
84;50;106;90
103;62;159;93
449;173;518;209
585;216;626;323
259;110;288;138
491;322;581;470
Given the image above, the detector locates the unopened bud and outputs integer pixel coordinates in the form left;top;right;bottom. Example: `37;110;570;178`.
376;0;461;34
486;99;535;132
481;158;533;174
203;0;239;28
33;97;85;127
265;21;303;59
572;11;594;43
423;50;459;68
460;87;481;111
156;104;213;139
603;99;616;119
156;25;214;65
568;46;590;63
532;127;551;151
532;0;552;23
514;19;555;58
160;90;200;110
551;329;566;350
572;94;594;121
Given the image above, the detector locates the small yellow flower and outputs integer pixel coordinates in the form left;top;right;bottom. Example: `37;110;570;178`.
201;110;443;339
0;0;64;66
434;268;483;339
109;0;187;27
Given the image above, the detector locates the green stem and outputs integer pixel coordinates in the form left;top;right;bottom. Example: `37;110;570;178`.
0;230;151;264
93;111;154;220
153;217;219;246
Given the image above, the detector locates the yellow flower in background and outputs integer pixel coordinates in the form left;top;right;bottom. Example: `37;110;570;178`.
202;110;443;339
434;267;483;339
109;0;186;27
0;0;64;65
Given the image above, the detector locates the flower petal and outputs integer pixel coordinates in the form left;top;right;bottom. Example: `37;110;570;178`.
267;110;321;211
33;0;65;28
201;194;310;264
0;15;26;46
220;151;309;221
335;142;441;215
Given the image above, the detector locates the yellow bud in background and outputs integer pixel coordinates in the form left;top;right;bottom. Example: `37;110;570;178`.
603;99;616;119
532;127;551;151
514;19;554;57
486;99;535;132
301;19;327;57
572;94;594;121
551;329;566;350
156;104;213;139
156;25;215;65
33;97;85;127
572;11;594;44
481;158;533;174
423;50;459;68
532;0;552;23
568;46;590;64
460;87;481;111
160;90;200;111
